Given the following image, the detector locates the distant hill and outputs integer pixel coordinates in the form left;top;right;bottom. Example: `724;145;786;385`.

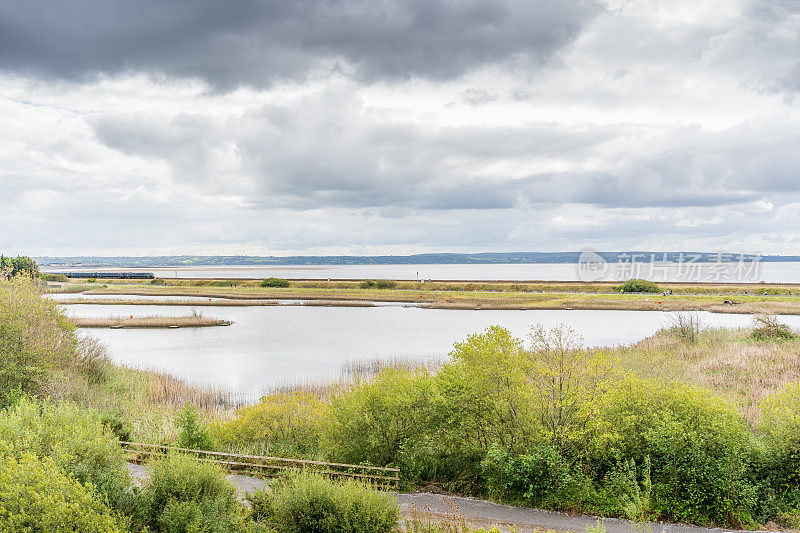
34;252;799;267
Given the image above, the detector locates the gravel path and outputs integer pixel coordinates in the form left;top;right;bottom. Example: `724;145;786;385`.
125;464;775;533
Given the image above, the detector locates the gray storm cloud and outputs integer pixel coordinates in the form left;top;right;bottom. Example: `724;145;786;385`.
0;0;602;89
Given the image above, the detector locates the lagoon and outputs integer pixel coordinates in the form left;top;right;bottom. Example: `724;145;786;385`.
63;303;800;402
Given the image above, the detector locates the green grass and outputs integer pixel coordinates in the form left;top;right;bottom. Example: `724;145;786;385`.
52;278;800;314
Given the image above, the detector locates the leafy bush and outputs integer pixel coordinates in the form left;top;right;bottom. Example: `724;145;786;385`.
101;412;132;442
0;278;79;407
133;453;245;533
249;470;398;533
0;398;131;510
482;443;592;507
176;403;214;450
618;279;661;293
214;391;323;456
751;314;796;341
0;453;124;533
261;278;291;288
150;278;167;285
358;279;397;289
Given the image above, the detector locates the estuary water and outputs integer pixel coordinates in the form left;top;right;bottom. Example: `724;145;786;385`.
63;302;800;402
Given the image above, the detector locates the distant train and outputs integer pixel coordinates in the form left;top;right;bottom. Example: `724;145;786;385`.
56;272;155;279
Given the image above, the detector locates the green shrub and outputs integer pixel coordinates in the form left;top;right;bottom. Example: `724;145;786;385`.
482;443;592;508
322;369;434;467
41;273;68;282
134;453;245;533
0;278;78;407
617;279;661;293
214;391;323;456
176;404;214;450
101;412;132;442
0;398;131;510
594;377;756;526
357;279;397;289
150;278;167;285
261;278;291;288
249;470;397;533
751;314;796;341
0;453;125;533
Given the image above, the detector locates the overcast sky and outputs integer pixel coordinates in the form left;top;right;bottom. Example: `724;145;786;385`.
2;0;800;256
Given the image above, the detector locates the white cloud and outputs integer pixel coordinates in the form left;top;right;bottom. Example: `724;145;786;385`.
2;0;800;256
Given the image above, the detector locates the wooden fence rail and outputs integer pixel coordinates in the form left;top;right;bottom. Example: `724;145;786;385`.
120;441;400;489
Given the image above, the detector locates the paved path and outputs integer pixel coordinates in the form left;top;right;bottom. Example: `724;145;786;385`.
125;464;777;533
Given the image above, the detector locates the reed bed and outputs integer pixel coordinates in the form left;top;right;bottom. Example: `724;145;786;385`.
300;299;376;307
72;315;232;328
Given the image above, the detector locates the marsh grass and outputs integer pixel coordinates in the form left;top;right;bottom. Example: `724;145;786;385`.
57;280;800;314
53;297;279;306
60;362;236;444
609;326;800;424
72;314;232;328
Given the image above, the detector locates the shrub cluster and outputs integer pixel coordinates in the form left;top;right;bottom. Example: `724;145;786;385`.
0;277;110;407
358;279;397;289
131;454;246;533
214;391;323;456
247;470;398;532
0;453;124;533
305;326;798;527
261;277;291;288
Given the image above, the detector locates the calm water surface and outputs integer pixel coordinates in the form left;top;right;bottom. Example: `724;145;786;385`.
46;262;800;282
64;303;800;401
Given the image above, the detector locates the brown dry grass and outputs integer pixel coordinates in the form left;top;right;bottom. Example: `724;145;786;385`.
51;281;800;314
53;297;278;306
72;315;232;328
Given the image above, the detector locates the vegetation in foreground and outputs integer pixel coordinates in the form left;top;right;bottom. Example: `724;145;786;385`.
5;273;800;530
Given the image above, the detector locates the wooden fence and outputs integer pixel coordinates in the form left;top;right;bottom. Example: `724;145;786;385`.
120;441;400;489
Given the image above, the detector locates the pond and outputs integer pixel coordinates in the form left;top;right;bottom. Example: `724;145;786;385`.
63;303;800;402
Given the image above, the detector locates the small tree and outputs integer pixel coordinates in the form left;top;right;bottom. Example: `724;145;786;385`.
526;325;614;457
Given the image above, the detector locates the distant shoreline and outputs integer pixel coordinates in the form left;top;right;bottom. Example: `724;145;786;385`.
34;251;800;268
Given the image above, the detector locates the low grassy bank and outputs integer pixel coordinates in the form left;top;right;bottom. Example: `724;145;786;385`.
50;278;800;314
73;315;232;328
7;276;800;528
